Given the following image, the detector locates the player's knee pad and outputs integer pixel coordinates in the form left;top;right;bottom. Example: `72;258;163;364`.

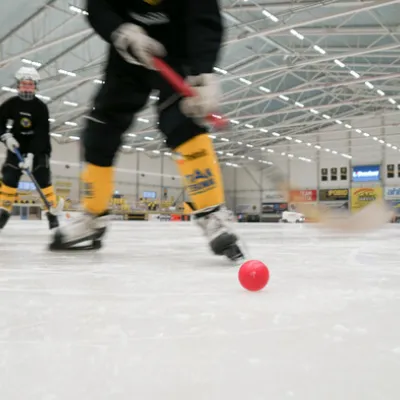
82;164;114;215
83;113;132;167
173;134;225;210
158;101;206;149
1;163;21;188
0;183;17;212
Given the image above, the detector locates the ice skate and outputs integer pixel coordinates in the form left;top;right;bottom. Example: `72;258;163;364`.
46;212;59;230
49;211;109;251
0;208;11;231
193;205;246;263
45;197;64;230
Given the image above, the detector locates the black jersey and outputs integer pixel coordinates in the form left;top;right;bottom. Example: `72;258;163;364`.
0;96;51;155
86;0;223;75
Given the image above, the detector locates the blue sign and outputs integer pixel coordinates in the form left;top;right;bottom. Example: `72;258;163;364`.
143;191;156;199
18;181;35;191
352;165;381;182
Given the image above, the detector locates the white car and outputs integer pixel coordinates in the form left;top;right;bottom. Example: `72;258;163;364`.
280;211;305;223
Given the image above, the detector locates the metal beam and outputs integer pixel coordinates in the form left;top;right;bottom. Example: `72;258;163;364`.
224;95;400;122
0;0;57;45
221;71;400;110
224;1;377;11
225;0;400;45
221;43;400;82
0;28;91;67
268;26;400;36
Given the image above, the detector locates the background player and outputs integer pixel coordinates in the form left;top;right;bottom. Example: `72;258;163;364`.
0;67;59;231
50;0;245;262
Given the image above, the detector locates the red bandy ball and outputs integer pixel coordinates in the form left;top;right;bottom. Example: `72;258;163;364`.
238;260;270;292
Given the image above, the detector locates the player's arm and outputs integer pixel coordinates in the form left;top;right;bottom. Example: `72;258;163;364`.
86;0;125;43
0;99;19;153
30;103;50;154
0;99;11;138
86;0;165;68
180;0;224;120
186;0;224;75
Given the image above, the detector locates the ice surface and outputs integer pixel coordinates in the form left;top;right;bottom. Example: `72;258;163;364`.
1;220;400;400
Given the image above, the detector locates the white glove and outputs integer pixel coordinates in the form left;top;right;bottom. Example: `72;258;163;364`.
19;153;34;171
1;132;19;153
111;23;166;69
180;74;220;121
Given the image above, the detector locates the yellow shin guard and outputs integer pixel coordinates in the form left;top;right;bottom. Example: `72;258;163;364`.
82;164;114;215
174;134;225;210
0;184;17;212
42;186;57;207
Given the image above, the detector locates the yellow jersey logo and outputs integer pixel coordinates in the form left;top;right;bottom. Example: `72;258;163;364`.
20;117;32;128
144;0;162;5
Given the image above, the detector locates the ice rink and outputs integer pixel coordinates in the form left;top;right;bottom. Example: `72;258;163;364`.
1;220;400;400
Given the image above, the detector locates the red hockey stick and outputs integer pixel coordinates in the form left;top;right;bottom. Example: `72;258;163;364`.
152;57;228;130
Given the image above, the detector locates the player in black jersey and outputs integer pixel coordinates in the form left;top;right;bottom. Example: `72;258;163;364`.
0;67;59;231
50;0;245;262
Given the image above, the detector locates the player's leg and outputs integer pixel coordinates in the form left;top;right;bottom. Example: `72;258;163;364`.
0;153;22;231
50;59;152;250
156;66;244;262
32;154;59;229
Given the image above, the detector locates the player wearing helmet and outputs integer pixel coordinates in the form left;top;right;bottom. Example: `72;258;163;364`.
0;66;59;231
49;0;245;262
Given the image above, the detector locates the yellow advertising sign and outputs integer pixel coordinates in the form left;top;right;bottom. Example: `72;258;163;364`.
56;188;71;196
55;181;72;188
351;187;382;212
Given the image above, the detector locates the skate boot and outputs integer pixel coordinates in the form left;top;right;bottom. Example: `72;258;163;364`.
49;211;109;251
193;205;246;263
46;212;59;230
0;208;11;231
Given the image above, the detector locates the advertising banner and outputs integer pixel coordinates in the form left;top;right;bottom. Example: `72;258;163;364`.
289;190;317;202
384;187;400;200
319;201;349;210
263;190;287;202
350;187;383;212
352;165;381;182
55;180;72;198
261;202;288;214
148;214;177;221
319;189;349;201
148;214;161;221
109;214;125;221
124;212;147;221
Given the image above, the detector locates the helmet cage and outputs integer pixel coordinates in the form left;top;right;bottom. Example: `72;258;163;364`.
17;78;37;101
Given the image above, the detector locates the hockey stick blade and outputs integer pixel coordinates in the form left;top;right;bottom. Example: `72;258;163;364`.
266;165;394;232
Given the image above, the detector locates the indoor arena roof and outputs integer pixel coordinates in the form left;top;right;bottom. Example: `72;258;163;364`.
1;0;400;166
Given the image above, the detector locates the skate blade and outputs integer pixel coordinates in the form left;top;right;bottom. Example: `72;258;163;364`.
49;231;102;251
223;240;248;266
224;250;245;265
49;239;102;252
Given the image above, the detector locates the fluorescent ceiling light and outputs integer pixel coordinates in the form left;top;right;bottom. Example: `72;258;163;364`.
334;59;345;68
